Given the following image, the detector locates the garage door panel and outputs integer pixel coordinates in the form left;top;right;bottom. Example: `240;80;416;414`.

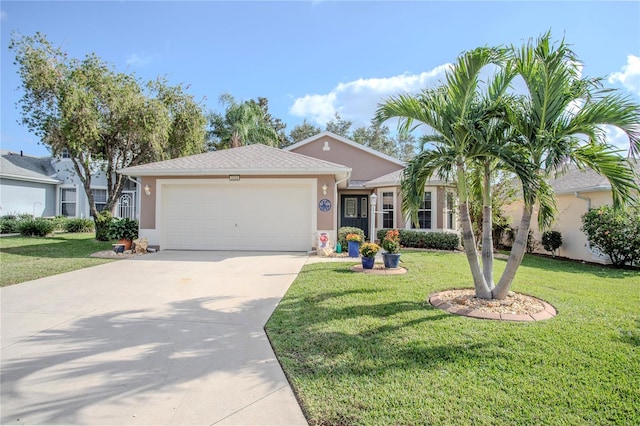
161;180;313;251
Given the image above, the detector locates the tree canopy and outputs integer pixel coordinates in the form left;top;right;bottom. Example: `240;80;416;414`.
377;32;640;299
10;32;208;217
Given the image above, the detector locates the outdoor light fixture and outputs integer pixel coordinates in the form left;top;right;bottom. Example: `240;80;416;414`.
144;184;151;196
229;175;240;181
322;183;328;195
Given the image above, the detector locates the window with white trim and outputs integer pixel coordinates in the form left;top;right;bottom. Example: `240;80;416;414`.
91;188;108;214
382;191;394;228
60;148;71;159
60;188;77;217
411;191;432;229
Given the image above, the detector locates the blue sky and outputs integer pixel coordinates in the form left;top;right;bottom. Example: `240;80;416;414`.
2;1;639;157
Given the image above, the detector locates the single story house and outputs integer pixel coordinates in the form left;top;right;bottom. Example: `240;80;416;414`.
119;131;458;252
504;160;640;264
0;150;138;220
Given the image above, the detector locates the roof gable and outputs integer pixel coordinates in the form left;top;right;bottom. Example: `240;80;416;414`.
119;144;351;177
285;131;405;167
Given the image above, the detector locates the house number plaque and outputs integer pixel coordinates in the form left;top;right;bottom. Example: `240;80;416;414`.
318;199;332;212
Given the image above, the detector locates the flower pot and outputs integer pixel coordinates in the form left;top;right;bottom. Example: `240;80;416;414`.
361;256;375;269
348;241;360;258
382;253;401;268
118;238;132;251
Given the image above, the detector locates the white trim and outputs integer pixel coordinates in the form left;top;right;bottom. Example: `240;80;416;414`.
284;131;406;167
0;173;61;185
380;188;396;229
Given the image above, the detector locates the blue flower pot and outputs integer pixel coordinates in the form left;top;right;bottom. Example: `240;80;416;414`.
361;256;375;269
348;241;360;258
383;253;401;268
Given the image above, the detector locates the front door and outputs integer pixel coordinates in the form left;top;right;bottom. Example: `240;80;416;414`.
340;195;369;238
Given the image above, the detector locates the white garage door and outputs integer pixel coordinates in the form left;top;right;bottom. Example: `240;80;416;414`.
160;179;314;251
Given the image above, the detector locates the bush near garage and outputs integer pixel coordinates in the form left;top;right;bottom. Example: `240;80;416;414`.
377;228;460;251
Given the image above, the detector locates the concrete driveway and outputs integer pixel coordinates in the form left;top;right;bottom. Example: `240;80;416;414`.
1;251;309;425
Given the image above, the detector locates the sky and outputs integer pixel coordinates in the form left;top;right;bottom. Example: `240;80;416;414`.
1;0;639;157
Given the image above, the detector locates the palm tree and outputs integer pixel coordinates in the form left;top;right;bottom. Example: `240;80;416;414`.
208;93;278;149
492;33;640;298
376;47;514;299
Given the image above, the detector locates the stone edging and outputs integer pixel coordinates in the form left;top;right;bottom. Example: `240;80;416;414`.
349;265;407;275
429;291;557;322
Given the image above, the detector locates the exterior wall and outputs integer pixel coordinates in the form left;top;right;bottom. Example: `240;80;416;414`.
289;135;403;181
138;174;337;247
504;190;614;263
0;178;57;217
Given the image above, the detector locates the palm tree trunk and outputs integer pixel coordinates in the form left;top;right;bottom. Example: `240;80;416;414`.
457;165;492;299
493;204;533;299
481;161;494;289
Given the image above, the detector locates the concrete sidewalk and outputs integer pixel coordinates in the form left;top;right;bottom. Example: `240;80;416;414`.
1;251;309;425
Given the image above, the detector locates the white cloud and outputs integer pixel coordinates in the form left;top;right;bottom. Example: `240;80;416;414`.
1;10;7;21
289;64;451;127
603;125;635;153
608;55;640;96
125;53;157;67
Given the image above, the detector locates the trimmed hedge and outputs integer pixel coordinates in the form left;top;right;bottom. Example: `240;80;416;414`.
376;228;460;251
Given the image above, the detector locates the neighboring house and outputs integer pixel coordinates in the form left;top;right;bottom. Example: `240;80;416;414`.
504;160;640;264
119;131;457;251
0;150;138;220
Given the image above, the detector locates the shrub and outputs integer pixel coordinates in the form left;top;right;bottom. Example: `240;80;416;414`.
338;227;366;248
49;216;69;232
0;217;20;234
65;218;95;233
377;228;459;251
541;230;562;257
94;212;113;241
581;205;640;267
17;218;55;237
108;218;139;241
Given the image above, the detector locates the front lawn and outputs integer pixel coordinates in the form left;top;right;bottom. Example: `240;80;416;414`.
266;251;640;425
0;233;115;287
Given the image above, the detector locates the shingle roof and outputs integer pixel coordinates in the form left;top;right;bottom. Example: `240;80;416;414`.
0;152;60;184
119;144;352;177
549;160;640;194
365;169;452;187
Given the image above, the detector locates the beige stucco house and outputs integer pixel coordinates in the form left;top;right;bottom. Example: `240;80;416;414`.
119;131;457;251
504;160;640;264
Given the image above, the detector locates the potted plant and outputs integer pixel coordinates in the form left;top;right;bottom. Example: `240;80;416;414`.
359;242;380;269
108;218;139;251
381;229;401;268
346;233;362;258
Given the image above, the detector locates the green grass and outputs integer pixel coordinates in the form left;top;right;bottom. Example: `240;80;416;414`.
0;233;116;287
266;251;640;425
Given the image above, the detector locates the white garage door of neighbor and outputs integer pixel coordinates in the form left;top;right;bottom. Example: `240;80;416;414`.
161;180;314;251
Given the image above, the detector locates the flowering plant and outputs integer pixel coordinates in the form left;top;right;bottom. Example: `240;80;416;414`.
381;229;400;253
360;242;380;258
346;233;362;243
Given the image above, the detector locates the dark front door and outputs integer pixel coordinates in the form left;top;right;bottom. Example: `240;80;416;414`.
341;195;369;238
